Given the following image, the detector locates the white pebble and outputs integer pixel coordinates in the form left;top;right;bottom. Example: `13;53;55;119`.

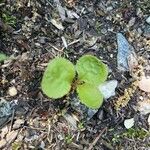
8;86;17;96
124;118;134;129
148;115;150;126
146;16;150;24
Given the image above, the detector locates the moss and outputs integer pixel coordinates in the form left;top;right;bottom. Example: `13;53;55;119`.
112;128;149;145
2;12;16;27
12;142;22;150
122;128;149;139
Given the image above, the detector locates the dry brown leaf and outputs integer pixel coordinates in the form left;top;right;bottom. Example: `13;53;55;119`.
138;76;150;92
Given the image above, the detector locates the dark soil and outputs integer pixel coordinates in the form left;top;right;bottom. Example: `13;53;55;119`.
0;0;150;150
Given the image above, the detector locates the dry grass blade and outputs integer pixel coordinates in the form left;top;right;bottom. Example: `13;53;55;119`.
87;127;107;150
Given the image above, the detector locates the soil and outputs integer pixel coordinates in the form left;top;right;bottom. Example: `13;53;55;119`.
0;0;150;150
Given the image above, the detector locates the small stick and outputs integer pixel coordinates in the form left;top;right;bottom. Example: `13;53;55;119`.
9;108;15;132
61;39;80;51
67;39;80;47
87;127;107;150
49;43;63;52
23;126;47;132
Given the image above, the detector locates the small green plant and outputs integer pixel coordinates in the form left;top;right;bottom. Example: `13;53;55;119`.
78;122;85;130
41;55;108;109
65;134;73;144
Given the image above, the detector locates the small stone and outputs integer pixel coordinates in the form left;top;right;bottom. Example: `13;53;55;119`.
39;37;46;44
0;99;12;118
8;86;17;97
63;113;77;129
97;110;103;120
148;115;150;126
117;33;135;71
35;43;41;47
58;134;64;140
107;6;113;11
99;80;118;99
87;108;98;120
101;28;107;34
40;141;45;149
13;119;24;129
146;16;150;24
137;28;143;35
128;17;135;27
138;76;150;92
110;54;113;58
144;25;150;38
139;96;144;100
137;100;150;115
0;139;7;149
124;118;134;129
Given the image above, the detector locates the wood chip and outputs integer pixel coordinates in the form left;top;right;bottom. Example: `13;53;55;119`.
0;139;7;149
0;130;19;149
50;19;64;30
6;130;19;144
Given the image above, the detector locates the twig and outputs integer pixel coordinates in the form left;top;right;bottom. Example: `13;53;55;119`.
46;0;54;8
0;3;5;7
23;126;47;133
47;119;52;144
49;43;63;52
69;142;83;150
61;39;80;51
68;39;80;47
87;127;107;150
49;39;80;53
9;108;15;132
101;139;114;150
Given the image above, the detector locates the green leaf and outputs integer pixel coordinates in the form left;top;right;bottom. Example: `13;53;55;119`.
41;57;75;99
77;83;104;109
0;53;8;62
76;55;108;86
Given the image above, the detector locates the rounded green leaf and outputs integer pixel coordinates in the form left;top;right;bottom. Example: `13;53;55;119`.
77;83;104;109
76;55;108;85
0;53;8;62
41;58;75;99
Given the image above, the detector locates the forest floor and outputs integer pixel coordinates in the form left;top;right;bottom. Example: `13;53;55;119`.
0;0;150;149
